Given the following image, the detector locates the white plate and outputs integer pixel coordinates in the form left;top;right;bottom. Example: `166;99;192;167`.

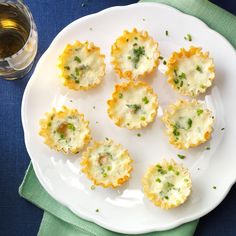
21;3;236;234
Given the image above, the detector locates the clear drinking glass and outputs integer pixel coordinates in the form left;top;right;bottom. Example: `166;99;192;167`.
0;0;38;80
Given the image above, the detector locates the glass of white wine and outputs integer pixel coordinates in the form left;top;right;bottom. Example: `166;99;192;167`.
0;0;38;80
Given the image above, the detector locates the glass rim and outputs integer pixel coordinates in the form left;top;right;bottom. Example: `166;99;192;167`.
0;1;36;62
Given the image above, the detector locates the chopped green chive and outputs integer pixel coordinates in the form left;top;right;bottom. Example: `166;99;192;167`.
164;196;169;200
179;72;186;79
60;134;65;139
173;125;180;136
167;182;174;188
221;128;225;131
156;178;161;183
64;66;70;70
134;37;138;40
95;209;99;212
74;56;81;63
174;69;178;76
119;93;123;99
107;166;111;171
165;30;169;36
175;171;180;176
213;186;216;189
90;185;96;190
126;38;129;42
133;43;138;47
105;137;109;141
132;46;145;68
158;56;164;60
75;67;80;76
137;133;141;137
196;65;202;72
168;165;173;171
174;78;179;84
140;116;146;121
68;123;76;131
197;109;204;116
187;118;192;129
126;104;141;113
184;34;192;41
180;80;183;87
206;147;210;150
127;56;131;60
142;96;149;104
103;173;107;177
47;122;51;127
177;154;186;159
163;60;167;65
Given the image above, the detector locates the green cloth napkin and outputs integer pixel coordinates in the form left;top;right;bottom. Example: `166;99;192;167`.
19;163;198;236
19;1;236;235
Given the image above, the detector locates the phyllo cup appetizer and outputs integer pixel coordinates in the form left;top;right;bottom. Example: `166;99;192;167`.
107;81;158;129
81;139;133;188
166;46;215;96
142;159;192;209
111;28;159;80
162;100;214;149
58;41;106;90
39;106;91;154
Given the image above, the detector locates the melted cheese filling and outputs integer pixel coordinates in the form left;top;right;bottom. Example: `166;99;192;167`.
169;103;213;144
172;55;214;95
148;166;190;203
63;47;104;87
49;115;88;152
115;36;158;78
86;143;131;184
113;85;157;127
